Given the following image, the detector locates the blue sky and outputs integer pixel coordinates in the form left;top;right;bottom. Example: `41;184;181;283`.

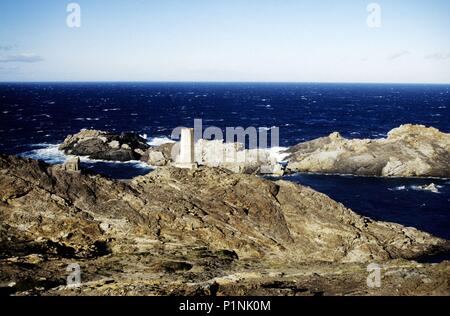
0;0;449;83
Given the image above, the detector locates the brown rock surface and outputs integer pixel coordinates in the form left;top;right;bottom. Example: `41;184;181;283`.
0;154;448;296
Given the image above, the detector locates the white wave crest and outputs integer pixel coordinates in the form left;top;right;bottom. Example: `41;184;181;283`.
267;146;289;163
388;184;443;193
146;136;175;147
20;143;151;170
388;185;407;191
20;144;67;164
139;133;175;147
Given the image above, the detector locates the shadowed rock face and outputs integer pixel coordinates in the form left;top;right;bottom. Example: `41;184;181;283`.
0;155;449;295
286;124;450;178
59;130;149;161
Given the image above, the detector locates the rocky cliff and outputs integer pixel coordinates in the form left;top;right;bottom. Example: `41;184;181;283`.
286;124;450;178
0;154;448;295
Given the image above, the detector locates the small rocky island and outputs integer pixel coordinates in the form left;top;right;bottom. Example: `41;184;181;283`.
285;124;450;178
59;129;149;161
1;124;449;296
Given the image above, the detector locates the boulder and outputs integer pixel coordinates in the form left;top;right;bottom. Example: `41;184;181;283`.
417;183;440;193
140;142;175;166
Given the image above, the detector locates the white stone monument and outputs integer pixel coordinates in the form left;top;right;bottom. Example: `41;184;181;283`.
176;128;197;169
63;157;80;172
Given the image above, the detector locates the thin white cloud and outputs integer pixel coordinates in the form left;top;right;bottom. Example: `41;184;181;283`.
386;50;411;61
0;53;44;63
425;52;450;60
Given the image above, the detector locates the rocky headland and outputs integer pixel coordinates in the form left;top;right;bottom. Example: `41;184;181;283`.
0;154;449;296
285;124;450;178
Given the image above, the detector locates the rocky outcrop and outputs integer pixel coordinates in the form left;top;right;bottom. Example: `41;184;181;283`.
417;183;440;193
0;154;449;295
141;139;284;175
286;124;450;178
59;129;149;162
194;139;284;175
140;142;175;166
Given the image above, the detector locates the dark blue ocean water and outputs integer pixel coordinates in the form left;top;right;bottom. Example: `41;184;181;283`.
0;82;449;241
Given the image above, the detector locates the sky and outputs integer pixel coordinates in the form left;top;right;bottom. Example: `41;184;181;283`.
0;0;449;83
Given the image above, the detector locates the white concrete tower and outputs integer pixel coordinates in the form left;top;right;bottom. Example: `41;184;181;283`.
177;128;196;169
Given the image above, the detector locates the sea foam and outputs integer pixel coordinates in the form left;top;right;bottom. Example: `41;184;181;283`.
20;144;67;164
388;184;442;194
140;134;175;147
20;143;151;170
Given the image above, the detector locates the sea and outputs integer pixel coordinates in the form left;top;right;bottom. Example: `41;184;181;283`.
0;82;449;246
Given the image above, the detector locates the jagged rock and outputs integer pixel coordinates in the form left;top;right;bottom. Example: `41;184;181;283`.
59;129;149;162
417;183;440;193
0;154;448;296
108;140;120;149
286;124;450;178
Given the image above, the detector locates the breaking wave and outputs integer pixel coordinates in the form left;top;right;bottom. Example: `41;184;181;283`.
140;134;175;147
267;146;290;162
19;143;152;171
388;184;442;193
20;144;67;164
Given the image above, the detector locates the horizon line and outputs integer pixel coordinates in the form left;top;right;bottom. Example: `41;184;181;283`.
0;80;449;85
